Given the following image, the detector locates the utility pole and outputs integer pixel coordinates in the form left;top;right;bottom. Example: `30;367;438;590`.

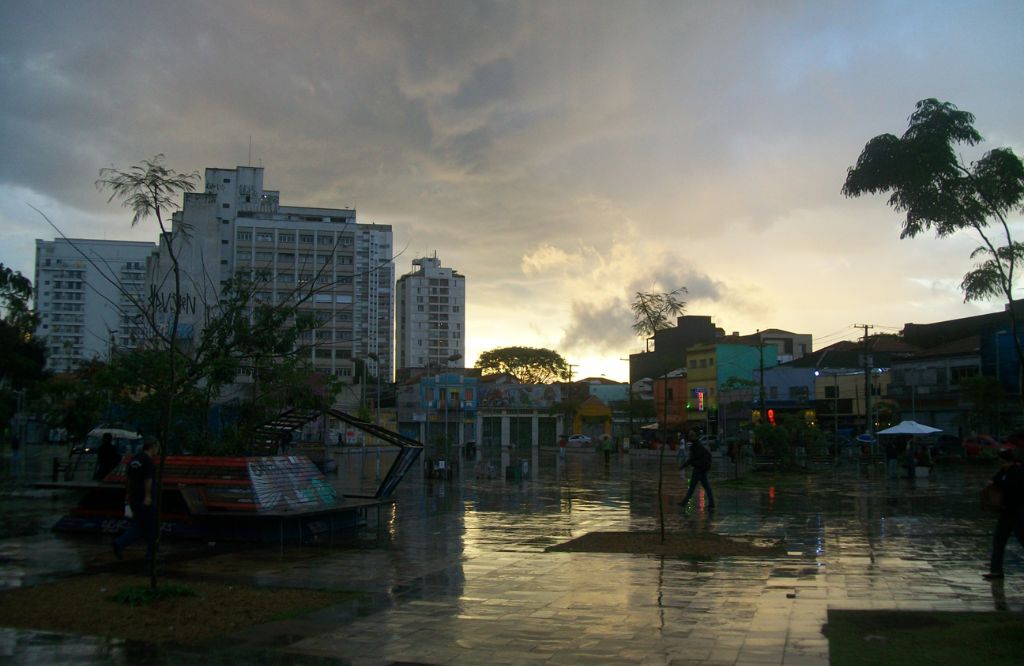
855;324;875;435
758;330;766;424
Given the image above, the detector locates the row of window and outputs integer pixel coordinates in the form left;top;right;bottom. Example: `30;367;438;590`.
240;251;354;266
237;230;356;246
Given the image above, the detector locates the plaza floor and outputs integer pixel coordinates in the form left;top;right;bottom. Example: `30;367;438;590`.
0;447;1021;664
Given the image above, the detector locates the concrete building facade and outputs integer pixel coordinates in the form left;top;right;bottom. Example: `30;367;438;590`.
34;238;156;372
147;165;394;385
395;255;465;373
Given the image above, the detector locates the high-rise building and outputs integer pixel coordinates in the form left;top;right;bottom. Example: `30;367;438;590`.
34;238;156;372
147;165;394;385
396;255;465;372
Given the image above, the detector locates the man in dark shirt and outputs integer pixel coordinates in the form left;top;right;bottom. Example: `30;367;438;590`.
113;440;159;562
679;439;715;510
985;447;1024;580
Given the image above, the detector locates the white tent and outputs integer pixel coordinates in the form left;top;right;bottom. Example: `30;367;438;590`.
876;420;942;435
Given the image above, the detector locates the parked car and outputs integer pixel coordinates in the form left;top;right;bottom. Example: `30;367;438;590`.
71;426;143;456
567;434;592;447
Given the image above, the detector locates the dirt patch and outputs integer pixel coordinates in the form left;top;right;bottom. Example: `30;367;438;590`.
546;531;784;557
0;573;353;645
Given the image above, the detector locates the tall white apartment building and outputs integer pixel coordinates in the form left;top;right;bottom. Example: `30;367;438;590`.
34;238;156;372
396;255;465;372
147;165;394;385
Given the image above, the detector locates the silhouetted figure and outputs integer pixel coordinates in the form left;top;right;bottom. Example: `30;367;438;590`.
984;447;1024;580
679;439;715;510
113;440;159;563
94;433;121;481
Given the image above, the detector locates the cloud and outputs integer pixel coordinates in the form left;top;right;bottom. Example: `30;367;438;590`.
2;1;1024;382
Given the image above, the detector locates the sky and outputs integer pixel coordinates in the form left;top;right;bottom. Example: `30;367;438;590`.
2;1;1023;382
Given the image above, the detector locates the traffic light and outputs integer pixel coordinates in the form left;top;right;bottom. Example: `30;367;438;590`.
767;408;776;425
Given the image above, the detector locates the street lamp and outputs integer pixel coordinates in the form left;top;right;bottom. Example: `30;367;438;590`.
441;353;463;467
424;352;462;473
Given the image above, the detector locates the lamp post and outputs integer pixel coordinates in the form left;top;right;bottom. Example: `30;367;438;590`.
441;353;462;468
424;352;462;475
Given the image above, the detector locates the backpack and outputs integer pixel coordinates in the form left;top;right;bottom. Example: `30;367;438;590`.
693;443;712;472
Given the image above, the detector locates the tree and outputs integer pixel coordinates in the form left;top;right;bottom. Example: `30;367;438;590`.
843;99;1024;409
96;155;198;588
0;264;46;435
475;346;571;384
631;288;687;543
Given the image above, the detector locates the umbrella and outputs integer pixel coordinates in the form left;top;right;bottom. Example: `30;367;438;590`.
876;420;942;435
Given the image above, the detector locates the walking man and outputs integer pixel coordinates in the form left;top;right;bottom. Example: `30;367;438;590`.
679;436;715;510
984;447;1024;580
113;440;159;563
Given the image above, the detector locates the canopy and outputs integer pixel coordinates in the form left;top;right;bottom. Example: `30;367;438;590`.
876;420;942;435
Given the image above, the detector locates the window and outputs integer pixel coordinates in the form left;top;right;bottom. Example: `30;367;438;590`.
237;231;252;241
278;252;294;262
824;386;838;399
222;203;230;209
278;232;294;243
315;294;332;303
335;294;353;304
256;232;273;242
951;366;979;385
299;234;314;244
223;178;231;183
318;235;333;246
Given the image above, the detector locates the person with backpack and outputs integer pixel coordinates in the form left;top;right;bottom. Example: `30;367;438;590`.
679;437;715;510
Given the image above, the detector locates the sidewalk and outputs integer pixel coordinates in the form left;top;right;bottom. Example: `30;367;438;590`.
0;451;1021;664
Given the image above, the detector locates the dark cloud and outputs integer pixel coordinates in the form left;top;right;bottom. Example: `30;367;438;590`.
2;1;1023;376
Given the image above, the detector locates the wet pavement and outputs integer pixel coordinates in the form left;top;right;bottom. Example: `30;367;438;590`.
1;447;1022;664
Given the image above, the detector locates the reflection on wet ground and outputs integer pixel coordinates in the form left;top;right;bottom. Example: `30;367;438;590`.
1;448;1022;664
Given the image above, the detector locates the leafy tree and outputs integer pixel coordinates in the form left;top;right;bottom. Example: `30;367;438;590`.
95;155;198;587
0;264;46;434
631;287;687;543
475;346;571;384
35;361;109;444
958;375;1008;435
843;99;1024;407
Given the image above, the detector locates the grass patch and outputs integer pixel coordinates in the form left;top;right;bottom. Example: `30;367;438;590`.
0;573;359;644
113;583;198;606
827;609;1024;665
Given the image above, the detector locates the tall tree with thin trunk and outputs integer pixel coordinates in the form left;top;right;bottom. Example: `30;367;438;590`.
96;155;198;588
843;99;1024;410
631;288;686;542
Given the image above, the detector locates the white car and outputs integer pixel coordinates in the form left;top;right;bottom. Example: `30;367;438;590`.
567;434;592;446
